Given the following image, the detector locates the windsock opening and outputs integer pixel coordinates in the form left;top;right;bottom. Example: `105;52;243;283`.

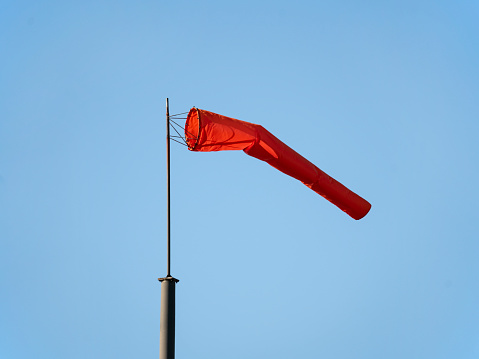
185;107;201;151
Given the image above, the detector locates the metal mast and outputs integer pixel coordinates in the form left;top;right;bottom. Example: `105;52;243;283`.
158;98;179;359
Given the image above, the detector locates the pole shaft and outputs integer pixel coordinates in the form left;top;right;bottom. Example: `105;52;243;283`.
159;278;177;359
166;98;171;277
160;99;179;359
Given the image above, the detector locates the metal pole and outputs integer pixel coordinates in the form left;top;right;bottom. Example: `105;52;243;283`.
166;98;171;277
158;276;179;359
159;98;179;359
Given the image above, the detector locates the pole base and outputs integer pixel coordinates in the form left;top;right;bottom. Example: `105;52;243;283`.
158;275;179;359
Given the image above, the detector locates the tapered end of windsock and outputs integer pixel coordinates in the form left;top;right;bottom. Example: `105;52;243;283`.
308;177;371;220
350;200;371;220
358;203;372;220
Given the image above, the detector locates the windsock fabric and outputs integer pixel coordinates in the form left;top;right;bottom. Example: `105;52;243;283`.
185;108;371;220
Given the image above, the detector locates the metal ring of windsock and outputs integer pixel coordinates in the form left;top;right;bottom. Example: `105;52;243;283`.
185;108;371;220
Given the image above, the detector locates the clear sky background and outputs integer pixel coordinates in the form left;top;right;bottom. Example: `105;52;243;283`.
1;1;479;358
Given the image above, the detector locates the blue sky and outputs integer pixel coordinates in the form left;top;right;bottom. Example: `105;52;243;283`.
1;1;479;358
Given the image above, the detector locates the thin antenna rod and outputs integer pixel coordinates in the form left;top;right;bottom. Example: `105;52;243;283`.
166;98;171;277
159;99;179;359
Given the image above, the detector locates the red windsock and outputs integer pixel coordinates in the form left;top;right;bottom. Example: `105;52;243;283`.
185;108;371;220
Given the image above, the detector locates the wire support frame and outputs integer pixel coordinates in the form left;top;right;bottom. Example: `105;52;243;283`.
168;121;188;146
168;116;199;148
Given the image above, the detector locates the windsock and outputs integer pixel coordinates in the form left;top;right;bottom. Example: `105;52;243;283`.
185;108;371;220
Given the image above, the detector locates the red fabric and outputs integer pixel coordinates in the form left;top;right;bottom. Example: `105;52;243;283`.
185;108;371;220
